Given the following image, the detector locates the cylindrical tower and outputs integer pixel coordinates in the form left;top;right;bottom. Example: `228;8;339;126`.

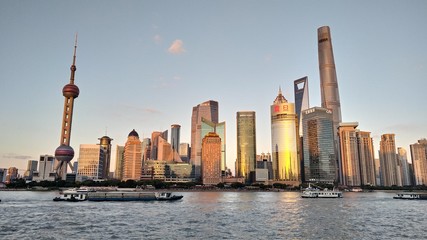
318;26;342;134
54;36;79;180
99;136;113;179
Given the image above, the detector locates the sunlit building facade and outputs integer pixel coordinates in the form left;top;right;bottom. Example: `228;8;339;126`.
201;118;226;173
115;145;124;180
270;88;300;182
357;131;376;186
191;100;219;179
123;129;142;181
33;155;56;182
379;134;401;186
338;123;361;186
397;147;412;186
77;144;105;181
179;143;190;162
410;139;427;186
236;111;257;183
24;160;38;180
99;136;113;179
302;107;336;184
201;132;222;185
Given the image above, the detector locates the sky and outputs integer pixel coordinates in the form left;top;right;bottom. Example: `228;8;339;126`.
1;0;426;175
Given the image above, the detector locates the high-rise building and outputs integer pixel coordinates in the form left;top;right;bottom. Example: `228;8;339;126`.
236;111;257;183
357;131;376;186
171;124;181;155
318;26;342;137
0;168;7;182
115;145;124;180
179;143;190;162
294;77;309;137
201;118;226;173
379;134;401;186
141;138;151;161
302;107;336;184
338;123;361;186
270;88;300;183
33;155;56;182
191;100;219;179
6;167;19;183
397;147;412;186
201;132;222;185
150;130;168;160
54;36;80;180
123;129;142;181
99;136;113;179
410;139;427;186
76;144;105;181
24;160;38;180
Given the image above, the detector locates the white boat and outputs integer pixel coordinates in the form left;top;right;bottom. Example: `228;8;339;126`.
53;189;87;202
393;192;427;200
155;192;184;201
301;184;343;198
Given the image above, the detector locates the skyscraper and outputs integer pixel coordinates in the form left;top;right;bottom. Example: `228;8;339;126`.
302;107;336;184
338;123;361;186
77;144;105;181
201;118;226;173
24;160;38;180
294;76;309;137
54;36;80;180
410;139;427;186
318;26;342;136
270;88;300;183
397;147;411;186
115;145;124;180
236;111;257;183
191;100;219;179
99;136;113;179
150;130;168;160
171;124;181;155
201;132;222;185
33;155;56;182
179;143;190;162
357;131;376;186
123;129;142;181
379;134;401;186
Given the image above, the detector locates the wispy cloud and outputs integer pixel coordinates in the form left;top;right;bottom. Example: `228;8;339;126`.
168;39;186;54
2;153;32;160
153;34;162;44
144;108;161;114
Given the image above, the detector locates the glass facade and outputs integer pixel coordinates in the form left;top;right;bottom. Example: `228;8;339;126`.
77;144;105;181
271;89;300;182
302;107;336;183
236;111;257;183
201;118;226;173
294;77;309;136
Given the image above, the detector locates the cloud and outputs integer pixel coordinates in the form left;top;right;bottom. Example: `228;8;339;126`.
144;108;161;114
168;39;186;54
2;153;32;160
153;34;162;44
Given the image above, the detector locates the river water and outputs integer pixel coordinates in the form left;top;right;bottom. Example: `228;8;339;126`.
0;190;426;239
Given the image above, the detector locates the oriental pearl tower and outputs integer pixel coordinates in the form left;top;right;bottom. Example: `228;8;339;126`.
54;36;80;180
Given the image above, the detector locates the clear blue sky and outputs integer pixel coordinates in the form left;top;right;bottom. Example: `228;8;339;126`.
1;0;426;174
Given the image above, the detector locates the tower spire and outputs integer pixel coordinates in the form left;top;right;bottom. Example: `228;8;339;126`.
70;33;77;84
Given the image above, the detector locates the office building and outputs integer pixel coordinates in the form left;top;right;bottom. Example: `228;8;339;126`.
202;132;222;185
24;160;38;180
191;100;219;179
410;139;427;186
294;77;309;137
33;155;56;182
338;123;361;186
142;138;151;161
171;124;181;155
77;144;106;181
236;111;257;183
123;129;142;181
397;147;412;186
99;136;113;179
150;130;168;160
302;107;336;184
201;118;226;173
115;145;124;180
379;134;402;186
179;143;190;162
270;88;300;183
357;131;376;186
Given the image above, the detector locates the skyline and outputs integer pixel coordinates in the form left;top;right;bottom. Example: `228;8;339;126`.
1;1;427;174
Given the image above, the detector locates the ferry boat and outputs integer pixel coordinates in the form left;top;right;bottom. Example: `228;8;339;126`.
393;192;427;200
301;184;343;198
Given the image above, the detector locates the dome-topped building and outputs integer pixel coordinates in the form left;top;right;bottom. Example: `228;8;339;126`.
128;129;139;138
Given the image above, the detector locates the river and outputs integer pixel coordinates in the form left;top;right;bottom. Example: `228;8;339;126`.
0;190;426;239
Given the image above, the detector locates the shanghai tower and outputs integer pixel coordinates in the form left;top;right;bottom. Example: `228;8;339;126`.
318;26;342;135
